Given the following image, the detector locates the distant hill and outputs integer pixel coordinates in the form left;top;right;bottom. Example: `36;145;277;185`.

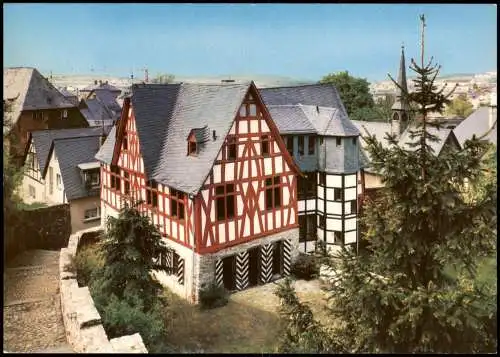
47;73;315;90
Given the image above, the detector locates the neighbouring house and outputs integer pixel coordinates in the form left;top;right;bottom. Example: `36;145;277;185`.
79;88;122;127
453;92;497;147
3;67;89;166
21;126;112;233
78;80;122;100
58;87;79;106
95;81;301;303
259;84;365;254
352;46;461;190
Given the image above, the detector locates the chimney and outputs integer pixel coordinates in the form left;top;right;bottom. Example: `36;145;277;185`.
99;80;103;86
316;105;319;114
105;80;109;85
94;80;98;85
489;92;497;128
212;130;217;141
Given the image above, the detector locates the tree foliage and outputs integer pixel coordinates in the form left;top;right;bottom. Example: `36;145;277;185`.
319;71;375;120
89;200;170;352
278;15;497;354
446;94;474;118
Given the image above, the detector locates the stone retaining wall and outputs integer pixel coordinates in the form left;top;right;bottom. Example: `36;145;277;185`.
59;227;148;353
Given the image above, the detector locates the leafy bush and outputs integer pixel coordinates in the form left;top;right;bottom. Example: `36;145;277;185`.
291;253;319;281
90;285;170;353
199;282;229;310
74;243;105;287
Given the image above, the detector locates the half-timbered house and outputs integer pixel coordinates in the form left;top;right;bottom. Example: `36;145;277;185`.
95;81;301;303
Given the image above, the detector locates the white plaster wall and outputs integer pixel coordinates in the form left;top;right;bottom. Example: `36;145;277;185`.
345;231;357;244
345;174;357;187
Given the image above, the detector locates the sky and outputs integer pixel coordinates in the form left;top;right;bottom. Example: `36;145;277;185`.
3;4;497;82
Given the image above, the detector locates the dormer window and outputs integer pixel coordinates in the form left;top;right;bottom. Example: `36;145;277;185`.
188;141;197;156
187;126;208;156
84;170;100;189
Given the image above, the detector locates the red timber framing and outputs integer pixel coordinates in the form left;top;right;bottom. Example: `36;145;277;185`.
101;82;301;256
195;83;302;254
102;99;194;250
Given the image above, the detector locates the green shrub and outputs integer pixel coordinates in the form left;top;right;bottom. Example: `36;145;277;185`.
94;291;170;353
75;243;105;287
291;253;319;281
199;282;229;310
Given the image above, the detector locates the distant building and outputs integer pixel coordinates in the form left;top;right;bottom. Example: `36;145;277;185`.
21;126;112;233
78;80;122;100
79;88;122;127
453;93;497;147
3;67;89;166
58;87;79;106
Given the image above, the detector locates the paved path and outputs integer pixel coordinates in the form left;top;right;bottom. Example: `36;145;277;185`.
3;250;73;353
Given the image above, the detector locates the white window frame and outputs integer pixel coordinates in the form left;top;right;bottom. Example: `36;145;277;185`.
83;207;101;222
56;174;62;189
29;185;36;199
62;109;68;119
85;170;100;188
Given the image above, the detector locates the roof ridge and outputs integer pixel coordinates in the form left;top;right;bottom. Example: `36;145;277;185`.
53;134;102;142
260;83;330;90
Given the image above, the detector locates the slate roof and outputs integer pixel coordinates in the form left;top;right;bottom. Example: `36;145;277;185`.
453;106;497;146
260;83;348;117
267;104;359;137
351;120;459;172
399;126;457;155
266;105;316;134
53;136;102;201
96;82;253;195
3;67;75;127
30;126;112;175
95;126;116;164
79;90;121;126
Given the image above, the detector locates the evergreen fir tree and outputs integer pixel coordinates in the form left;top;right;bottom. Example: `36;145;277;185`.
276;15;497;353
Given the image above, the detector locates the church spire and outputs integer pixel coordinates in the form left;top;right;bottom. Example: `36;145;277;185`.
391;44;409;112
390;44;410;137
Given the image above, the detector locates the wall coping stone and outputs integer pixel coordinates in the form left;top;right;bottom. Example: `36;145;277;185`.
59;226;148;353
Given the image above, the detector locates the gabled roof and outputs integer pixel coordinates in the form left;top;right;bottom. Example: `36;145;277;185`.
398;126;459;155
3;67;75;127
453;106;497;146
267;104;359;137
259;83;348;116
96;81;299;195
352;120;460;172
53;136;102;201
28;126;112;176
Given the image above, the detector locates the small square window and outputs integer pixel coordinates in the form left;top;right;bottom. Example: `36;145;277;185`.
334;231;343;245
351;200;357;214
334;188;343;201
239;105;246;117
336;137;342;146
62;109;68;119
249;104;257;116
352;137;356;146
320;137;324;145
318;215;326;229
123;135;128;150
319;172;326;186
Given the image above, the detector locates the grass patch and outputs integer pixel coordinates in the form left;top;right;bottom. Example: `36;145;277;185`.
162;289;284;353
162;279;332;353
